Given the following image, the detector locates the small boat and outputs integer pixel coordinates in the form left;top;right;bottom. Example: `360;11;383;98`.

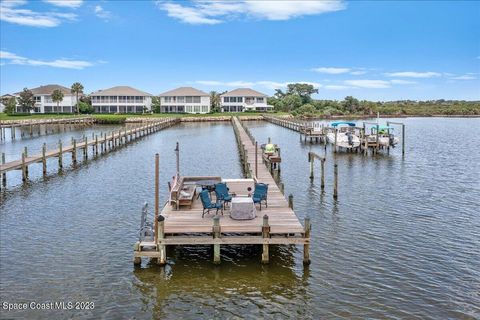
326;122;360;148
368;125;399;147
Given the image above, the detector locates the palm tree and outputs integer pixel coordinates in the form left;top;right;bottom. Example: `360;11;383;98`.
210;91;221;113
71;82;84;114
51;89;64;114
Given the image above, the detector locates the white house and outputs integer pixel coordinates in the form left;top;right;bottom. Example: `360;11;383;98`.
220;88;273;112
14;84;77;113
1;94;15;113
159;87;210;113
90;86;152;113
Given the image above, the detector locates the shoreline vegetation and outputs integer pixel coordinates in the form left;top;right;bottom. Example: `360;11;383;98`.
1;111;479;123
1;83;479;122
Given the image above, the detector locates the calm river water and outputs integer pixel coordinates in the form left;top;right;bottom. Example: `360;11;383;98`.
1;118;479;319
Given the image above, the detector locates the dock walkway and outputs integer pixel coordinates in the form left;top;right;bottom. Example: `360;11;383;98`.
134;116;310;265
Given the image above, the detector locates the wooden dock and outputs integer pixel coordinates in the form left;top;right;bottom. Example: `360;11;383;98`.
263;115;405;154
134;116;310;266
0;117;95;141
0;118;179;189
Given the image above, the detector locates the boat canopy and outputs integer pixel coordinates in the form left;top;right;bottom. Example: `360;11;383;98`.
331;121;356;127
373;125;394;131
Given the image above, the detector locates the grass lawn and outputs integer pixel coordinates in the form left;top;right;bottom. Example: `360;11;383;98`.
0;112;290;121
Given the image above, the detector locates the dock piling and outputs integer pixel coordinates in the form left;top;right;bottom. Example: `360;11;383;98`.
303;217;311;265
157;215;166;265
42;143;47;177
262;215;270;264
2;153;6;187
288;194;294;209
58;140;63;169
321;158;325;190
309;152;314;180
213;216;221;264
333;164;338;199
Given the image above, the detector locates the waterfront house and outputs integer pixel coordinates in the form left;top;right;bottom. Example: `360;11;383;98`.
220;88;273;112
0;94;15;113
90;86;152;113
158;87;210;113
14;84;77;113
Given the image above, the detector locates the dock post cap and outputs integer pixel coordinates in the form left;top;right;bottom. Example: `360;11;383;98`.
157;215;165;222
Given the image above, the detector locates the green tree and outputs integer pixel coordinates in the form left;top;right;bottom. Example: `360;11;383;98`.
286;83;318;103
282;94;303;111
51;89;64;114
77;101;93;114
151;96;161;113
209;91;221;113
17;88;35;113
1;96;17;114
342;96;360;113
71;82;84;114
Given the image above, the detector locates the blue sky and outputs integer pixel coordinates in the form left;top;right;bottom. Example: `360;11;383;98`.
1;0;479;100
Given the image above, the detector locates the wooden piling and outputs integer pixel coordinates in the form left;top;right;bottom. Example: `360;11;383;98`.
309;152;314;180
58;140;63;169
21;152;27;182
157;215;166;265
154;153;160;243
262;215;270;264
42;143;47;177
288;194;294;209
213;216;221;264
320;158;325;190
303;217;311;265
402;124;405;156
2;153;6;187
72;139;77;164
333;164;338;199
334;129;338;153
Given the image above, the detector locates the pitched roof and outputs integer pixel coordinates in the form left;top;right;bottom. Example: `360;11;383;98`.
91;86;152;96
15;84;72;96
221;88;267;97
159;87;209;97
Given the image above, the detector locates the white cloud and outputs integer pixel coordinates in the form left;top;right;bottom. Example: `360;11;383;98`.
449;75;476;80
390;79;416;84
0;0;77;27
312;66;368;75
159;2;222;25
94;5;112;21
0;50;94;69
384;71;441;78
312;67;351;74
195;80;321;90
324;85;352;90
156;0;345;25
350;70;367;75
43;0;83;8
344;79;391;89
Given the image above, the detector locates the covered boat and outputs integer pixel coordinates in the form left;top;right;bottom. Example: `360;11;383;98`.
368;125;399;147
326;122;360;148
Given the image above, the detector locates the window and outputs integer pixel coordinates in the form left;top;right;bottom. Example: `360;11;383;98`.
186;96;193;103
164;97;172;103
194;106;200;113
34;96;41;102
193;96;201;103
185;106;192;113
177;96;185;103
224;97;229;103
44;106;52;113
238;97;243;102
136;106;143;113
256;97;264;103
201;105;208;113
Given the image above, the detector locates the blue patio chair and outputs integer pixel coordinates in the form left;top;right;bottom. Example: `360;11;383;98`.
253;183;268;210
214;182;232;209
200;190;223;218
